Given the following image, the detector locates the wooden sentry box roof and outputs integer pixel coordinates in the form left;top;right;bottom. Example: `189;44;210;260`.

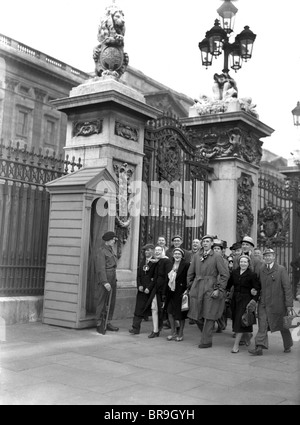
46;167;117;193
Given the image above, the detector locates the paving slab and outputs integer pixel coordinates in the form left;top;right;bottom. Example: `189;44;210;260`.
0;305;299;406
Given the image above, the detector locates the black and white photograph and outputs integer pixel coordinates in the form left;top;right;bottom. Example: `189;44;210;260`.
0;0;299;408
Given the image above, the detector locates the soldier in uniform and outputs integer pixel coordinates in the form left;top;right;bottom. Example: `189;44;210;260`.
95;231;119;334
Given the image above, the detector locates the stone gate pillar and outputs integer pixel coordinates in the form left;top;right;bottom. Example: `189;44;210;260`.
42;77;159;328
183;111;274;251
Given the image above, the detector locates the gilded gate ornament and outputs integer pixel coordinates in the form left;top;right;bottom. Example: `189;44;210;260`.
157;137;182;182
257;202;288;245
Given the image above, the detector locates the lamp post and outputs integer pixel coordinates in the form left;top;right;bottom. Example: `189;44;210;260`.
198;0;256;75
292;101;300;126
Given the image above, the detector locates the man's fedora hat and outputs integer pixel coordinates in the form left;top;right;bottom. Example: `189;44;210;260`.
263;248;275;255
241;236;255;247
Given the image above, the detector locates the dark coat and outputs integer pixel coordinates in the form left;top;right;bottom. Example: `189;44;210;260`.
291;256;300;280
145;257;172;313
165;259;190;320
258;263;293;332
187;250;230;321
134;257;157;317
227;267;261;333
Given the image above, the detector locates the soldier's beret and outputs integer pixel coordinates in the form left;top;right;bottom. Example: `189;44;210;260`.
102;231;118;241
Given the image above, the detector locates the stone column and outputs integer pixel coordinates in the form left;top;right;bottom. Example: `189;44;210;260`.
183;111;274;251
51;76;160;323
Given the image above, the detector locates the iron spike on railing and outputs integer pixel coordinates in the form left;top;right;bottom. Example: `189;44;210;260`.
64;154;69;173
30;147;35;164
7;140;12;159
70;156;76;172
37;147;42;166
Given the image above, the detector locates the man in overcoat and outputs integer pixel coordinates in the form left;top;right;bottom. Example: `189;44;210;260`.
249;248;294;355
187;234;230;348
95;231;119;334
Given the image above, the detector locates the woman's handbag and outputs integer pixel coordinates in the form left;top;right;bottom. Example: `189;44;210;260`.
283;308;300;329
181;290;189;312
241;299;257;327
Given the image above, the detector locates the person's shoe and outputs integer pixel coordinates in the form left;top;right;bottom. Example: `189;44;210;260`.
231;348;239;353
106;323;119;332
216;328;222;333
248;346;263;356
189;319;195;325
96;323;106;335
129;328;139;335
148;331;160;338
198;343;212;348
175;336;184;342
245;334;253;347
284;347;292;353
166;334;177;341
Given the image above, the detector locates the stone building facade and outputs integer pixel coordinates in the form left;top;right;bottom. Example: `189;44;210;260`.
0;33;194;158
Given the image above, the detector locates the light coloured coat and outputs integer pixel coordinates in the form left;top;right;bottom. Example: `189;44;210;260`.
187;251;229;321
258;263;293;332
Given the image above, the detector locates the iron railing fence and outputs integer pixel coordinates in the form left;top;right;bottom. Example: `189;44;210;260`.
258;171;300;295
0;141;82;296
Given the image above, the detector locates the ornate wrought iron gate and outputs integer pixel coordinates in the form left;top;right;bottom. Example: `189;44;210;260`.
257;171;300;288
139;115;211;253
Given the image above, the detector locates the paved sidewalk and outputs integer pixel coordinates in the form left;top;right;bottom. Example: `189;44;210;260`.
0;307;299;406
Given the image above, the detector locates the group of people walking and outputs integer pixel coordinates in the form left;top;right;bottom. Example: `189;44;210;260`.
95;231;296;356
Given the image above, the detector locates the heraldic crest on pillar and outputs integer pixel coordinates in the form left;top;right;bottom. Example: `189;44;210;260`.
93;1;129;79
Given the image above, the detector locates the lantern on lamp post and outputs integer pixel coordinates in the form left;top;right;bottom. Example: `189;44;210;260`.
198;0;256;75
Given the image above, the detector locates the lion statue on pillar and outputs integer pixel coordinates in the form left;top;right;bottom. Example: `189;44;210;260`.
93;3;129;79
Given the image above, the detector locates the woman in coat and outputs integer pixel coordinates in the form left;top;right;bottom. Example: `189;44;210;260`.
128;244;156;335
227;254;261;353
165;248;190;341
145;245;172;338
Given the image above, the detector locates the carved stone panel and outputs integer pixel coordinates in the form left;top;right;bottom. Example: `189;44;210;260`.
73;120;103;137
236;173;254;241
113;161;135;259
115;121;139;141
193;125;263;166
